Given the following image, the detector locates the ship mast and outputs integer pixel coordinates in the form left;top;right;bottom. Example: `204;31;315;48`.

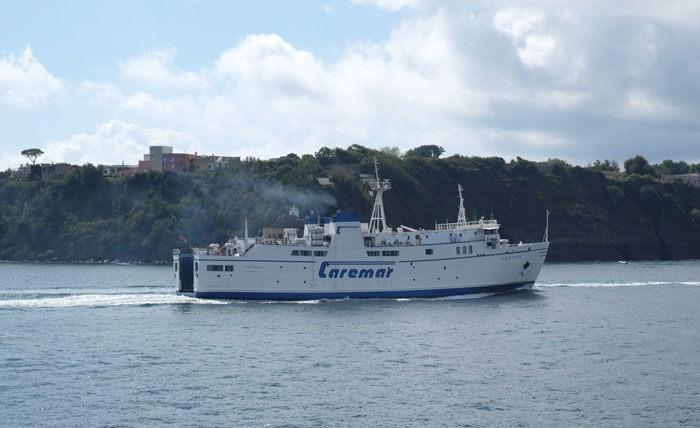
457;183;467;227
368;158;391;234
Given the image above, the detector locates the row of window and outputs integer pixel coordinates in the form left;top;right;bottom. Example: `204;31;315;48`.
424;246;473;256
206;264;234;272
291;250;328;256
193;246;476;271
367;250;400;257
456;245;473;255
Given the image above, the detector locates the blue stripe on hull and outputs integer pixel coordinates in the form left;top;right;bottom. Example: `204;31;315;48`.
191;282;534;301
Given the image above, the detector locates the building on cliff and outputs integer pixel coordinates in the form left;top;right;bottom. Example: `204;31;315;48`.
661;173;700;187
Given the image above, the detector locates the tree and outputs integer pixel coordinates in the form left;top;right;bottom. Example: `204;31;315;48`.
624;155;655;176
590;159;619;172
657;159;689;175
405;145;445;159
380;146;402;157
315;147;337;164
21;148;44;165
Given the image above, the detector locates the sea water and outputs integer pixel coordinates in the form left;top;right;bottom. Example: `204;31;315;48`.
1;261;699;426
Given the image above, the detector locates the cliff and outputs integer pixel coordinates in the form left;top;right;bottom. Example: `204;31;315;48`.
1;147;699;262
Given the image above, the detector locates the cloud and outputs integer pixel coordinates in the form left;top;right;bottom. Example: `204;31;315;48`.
353;0;418;12
119;48;207;90
0;153;25;170
0;46;63;108
215;34;328;99
72;1;700;166
119;48;208;90
622;90;678;119
40;120;201;166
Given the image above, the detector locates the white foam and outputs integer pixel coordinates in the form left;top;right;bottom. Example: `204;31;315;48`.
433;292;493;300
535;280;700;289
0;286;166;296
0;293;227;308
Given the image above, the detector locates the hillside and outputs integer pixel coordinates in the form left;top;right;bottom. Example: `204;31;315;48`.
1;146;699;262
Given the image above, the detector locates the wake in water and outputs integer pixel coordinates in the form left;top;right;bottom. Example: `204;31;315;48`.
0;287;227;309
535;281;700;289
4;280;698;308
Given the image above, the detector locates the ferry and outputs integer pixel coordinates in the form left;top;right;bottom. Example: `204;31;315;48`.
173;160;549;300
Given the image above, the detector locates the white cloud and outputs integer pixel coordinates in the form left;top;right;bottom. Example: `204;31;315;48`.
0;153;25;170
353;0;418;12
215;34;328;99
119;48;208;90
493;8;563;69
485;129;567;147
71;0;700;165
622;91;678;119
493;8;544;40
0;46;63;108
535;91;589;110
41;121;201;166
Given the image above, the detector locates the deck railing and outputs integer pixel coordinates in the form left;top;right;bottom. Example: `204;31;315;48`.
435;219;499;231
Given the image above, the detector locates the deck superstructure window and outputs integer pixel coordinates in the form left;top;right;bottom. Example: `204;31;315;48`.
456;247;460;255
207;264;224;271
174;262;178;271
195;262;198;272
367;251;380;256
425;249;433;255
469;245;473;254
225;265;234;272
291;250;313;256
313;251;327;257
382;250;399;257
463;246;467;254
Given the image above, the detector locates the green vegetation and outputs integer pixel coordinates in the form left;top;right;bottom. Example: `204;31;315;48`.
1;149;699;262
21;148;44;165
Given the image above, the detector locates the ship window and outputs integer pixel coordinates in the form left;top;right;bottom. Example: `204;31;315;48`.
313;251;327;257
225;265;234;272
302;250;312;256
382;250;399;257
367;251;380;256
174;262;178;271
469;245;473;254
291;250;300;256
456;247;460;255
463;246;467;254
195;262;198;272
425;249;433;255
207;264;224;271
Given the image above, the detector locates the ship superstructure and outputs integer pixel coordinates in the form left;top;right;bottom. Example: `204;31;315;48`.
173;162;549;300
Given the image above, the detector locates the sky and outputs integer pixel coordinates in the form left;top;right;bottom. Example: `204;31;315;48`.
1;0;699;170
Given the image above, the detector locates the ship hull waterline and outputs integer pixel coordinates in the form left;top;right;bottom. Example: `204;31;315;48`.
177;280;534;301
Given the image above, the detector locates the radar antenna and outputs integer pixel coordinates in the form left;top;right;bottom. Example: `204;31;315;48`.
457;184;467;227
368;158;391;234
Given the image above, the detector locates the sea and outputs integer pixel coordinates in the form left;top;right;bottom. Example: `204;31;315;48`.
1;260;699;427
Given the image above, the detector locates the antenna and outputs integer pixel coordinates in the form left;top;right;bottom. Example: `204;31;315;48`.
245;218;249;251
543;209;549;242
368;157;391;234
457;184;467;227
